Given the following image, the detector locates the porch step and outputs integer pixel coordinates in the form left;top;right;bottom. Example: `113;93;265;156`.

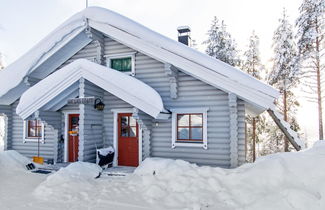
102;166;136;177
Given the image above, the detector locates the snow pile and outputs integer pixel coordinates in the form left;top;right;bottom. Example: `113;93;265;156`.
0;150;31;173
97;146;114;156
131;141;325;210
34;162;102;201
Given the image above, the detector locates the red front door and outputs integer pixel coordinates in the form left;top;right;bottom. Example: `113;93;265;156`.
68;114;79;162
118;113;139;167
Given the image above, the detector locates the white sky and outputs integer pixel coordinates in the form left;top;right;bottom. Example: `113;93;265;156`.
0;0;319;145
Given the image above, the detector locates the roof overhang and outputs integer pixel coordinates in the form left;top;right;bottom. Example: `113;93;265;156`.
16;59;167;120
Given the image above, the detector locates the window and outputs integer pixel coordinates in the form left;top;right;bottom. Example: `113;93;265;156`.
106;52;136;76
120;115;138;137
171;108;208;149
111;57;132;72
177;114;203;142
23;120;44;143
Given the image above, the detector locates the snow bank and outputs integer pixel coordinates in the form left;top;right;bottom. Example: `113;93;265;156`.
0;150;31;172
34;162;102;201
131;141;325;210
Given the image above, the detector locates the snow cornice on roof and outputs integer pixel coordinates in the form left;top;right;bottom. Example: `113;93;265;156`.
16;59;166;120
0;7;279;111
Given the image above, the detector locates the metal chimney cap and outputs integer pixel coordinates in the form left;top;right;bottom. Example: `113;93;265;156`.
177;26;191;34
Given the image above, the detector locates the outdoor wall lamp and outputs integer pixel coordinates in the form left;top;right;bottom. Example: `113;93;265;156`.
94;98;105;111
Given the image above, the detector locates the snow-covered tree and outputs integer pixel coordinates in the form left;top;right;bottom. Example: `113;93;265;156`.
242;31;265;161
242;31;263;79
0;53;4;70
268;9;300;151
204;17;241;67
296;0;325;140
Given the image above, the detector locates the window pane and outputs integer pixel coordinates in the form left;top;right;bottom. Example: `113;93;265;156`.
29;120;37;127
29;127;36;137
191;128;203;140
111;59;121;71
191;114;203;126
177;114;189;126
121;127;129;137
111;57;131;72
36;127;42;137
71;117;79;126
129;117;136;126
121;116;128;126
130;126;137;137
178;128;189;139
121;116;129;137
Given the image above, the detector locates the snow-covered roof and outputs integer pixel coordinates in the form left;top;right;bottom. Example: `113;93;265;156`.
16;59;167;120
0;7;279;113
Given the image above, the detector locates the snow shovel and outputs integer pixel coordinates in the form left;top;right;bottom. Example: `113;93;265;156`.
33;136;44;164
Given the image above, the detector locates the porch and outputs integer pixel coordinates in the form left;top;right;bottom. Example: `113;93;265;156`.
15;59;169;166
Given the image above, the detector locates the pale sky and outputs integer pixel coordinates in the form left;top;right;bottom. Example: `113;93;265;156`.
0;0;319;145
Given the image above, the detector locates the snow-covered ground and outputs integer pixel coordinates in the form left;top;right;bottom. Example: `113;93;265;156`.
1;141;325;210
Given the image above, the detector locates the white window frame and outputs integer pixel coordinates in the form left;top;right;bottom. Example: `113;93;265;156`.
23;120;45;143
105;52;136;76
171;107;209;149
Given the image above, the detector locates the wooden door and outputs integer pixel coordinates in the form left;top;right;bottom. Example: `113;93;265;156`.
68;114;79;162
118;113;139;167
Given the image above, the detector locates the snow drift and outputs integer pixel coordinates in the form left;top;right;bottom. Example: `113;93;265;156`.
34;162;102;201
131;141;325;210
1;142;325;210
0;150;31;173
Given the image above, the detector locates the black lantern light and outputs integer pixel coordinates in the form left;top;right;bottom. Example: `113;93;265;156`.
94;98;105;111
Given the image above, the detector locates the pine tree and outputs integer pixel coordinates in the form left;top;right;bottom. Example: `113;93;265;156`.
204;17;241;67
296;0;325;140
268;9;300;151
242;31;263;79
242;31;264;161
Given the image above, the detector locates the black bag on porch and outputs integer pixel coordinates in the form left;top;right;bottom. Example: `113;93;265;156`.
97;147;115;168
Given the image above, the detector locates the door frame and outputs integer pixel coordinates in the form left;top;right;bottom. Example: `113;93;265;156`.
63;111;79;162
111;108;142;167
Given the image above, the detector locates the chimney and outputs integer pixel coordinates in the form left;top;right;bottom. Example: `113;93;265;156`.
177;26;191;46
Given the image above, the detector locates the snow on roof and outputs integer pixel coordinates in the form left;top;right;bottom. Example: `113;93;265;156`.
0;17;86;99
0;7;279;112
16;59;166;119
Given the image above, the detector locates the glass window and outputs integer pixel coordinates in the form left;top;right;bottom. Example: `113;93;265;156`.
27;120;43;138
177;113;203;142
119;115;137;137
110;57;132;72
